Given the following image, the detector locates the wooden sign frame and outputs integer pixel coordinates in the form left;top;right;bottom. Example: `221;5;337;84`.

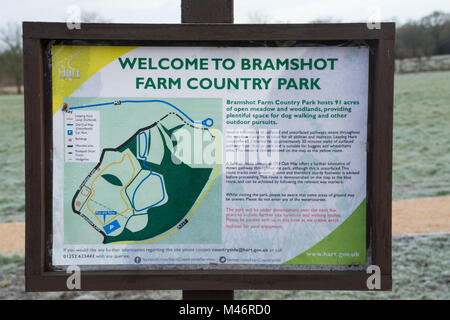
23;22;394;292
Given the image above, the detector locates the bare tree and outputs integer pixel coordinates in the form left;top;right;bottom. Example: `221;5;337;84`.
309;17;342;23
248;12;271;24
80;10;111;23
0;23;22;94
420;11;450;55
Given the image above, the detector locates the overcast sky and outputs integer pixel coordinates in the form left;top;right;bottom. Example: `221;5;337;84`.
0;0;449;25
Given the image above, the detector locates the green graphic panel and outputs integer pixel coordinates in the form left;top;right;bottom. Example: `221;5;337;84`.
103;124;213;243
284;199;366;265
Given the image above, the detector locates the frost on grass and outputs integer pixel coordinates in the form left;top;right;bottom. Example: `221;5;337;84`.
0;95;25;223
235;234;450;300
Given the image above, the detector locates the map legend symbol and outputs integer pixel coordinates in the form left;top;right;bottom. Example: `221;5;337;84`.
64;110;100;162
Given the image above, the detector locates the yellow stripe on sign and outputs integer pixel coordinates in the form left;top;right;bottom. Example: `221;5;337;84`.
52;45;137;115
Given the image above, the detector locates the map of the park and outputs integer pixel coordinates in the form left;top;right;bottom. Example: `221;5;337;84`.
69;100;218;244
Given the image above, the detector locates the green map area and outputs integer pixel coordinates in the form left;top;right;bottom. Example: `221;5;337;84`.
71;104;218;244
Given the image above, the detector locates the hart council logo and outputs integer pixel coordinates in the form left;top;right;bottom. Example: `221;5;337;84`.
57;52;81;80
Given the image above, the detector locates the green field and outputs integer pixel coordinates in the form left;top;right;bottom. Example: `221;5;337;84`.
0;94;24;223
393;71;450;199
396;54;450;73
0;71;449;299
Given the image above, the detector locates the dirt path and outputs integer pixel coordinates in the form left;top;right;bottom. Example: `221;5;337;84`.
0;222;25;254
1;197;449;254
392;197;450;235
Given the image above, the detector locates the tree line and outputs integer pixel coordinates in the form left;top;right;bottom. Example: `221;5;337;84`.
0;11;449;94
395;11;450;59
0;23;22;94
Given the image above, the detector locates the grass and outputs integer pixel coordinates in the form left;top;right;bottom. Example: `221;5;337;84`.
0;94;24;222
236;234;450;300
393;71;450;199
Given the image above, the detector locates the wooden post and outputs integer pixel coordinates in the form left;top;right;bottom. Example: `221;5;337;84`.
181;0;234;23
181;0;234;300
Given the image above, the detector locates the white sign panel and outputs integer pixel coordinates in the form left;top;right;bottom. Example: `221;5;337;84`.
51;45;369;267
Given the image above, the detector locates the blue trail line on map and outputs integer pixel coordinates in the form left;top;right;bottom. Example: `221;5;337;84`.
68;99;214;127
131;131;165;213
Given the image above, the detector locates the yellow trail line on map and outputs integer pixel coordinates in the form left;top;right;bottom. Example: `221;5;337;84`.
112;126;220;245
86;153;136;227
